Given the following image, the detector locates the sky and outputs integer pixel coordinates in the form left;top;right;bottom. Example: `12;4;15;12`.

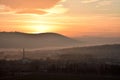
0;0;120;37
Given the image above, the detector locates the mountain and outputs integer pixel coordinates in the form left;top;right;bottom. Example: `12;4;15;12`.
0;32;79;48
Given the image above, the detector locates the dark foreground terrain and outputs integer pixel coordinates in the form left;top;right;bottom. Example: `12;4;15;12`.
0;59;120;80
0;44;120;80
1;73;120;80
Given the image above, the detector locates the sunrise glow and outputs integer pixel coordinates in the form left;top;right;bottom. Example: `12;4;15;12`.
0;0;120;37
25;25;59;33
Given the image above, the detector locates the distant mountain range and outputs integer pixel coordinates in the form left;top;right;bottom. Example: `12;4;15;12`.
0;32;79;48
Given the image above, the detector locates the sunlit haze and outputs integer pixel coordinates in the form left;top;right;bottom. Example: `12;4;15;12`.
0;0;120;37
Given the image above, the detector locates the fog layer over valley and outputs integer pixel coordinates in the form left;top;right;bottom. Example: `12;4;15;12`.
76;36;120;46
0;44;120;65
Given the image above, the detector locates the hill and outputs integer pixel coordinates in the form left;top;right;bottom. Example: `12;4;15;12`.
0;32;79;48
56;44;120;63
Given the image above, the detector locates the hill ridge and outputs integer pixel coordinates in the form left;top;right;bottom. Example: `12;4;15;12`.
0;32;79;48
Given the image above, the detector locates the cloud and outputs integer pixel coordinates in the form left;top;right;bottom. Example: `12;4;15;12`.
80;0;99;3
97;0;113;7
0;0;64;15
16;9;47;15
80;0;113;6
46;5;68;14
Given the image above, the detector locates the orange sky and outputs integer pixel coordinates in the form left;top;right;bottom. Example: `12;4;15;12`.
0;0;120;37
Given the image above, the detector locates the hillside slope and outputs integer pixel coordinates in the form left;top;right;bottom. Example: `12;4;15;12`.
0;32;79;48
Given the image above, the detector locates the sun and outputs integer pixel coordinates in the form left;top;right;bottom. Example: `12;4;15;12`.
33;25;53;33
26;25;57;34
